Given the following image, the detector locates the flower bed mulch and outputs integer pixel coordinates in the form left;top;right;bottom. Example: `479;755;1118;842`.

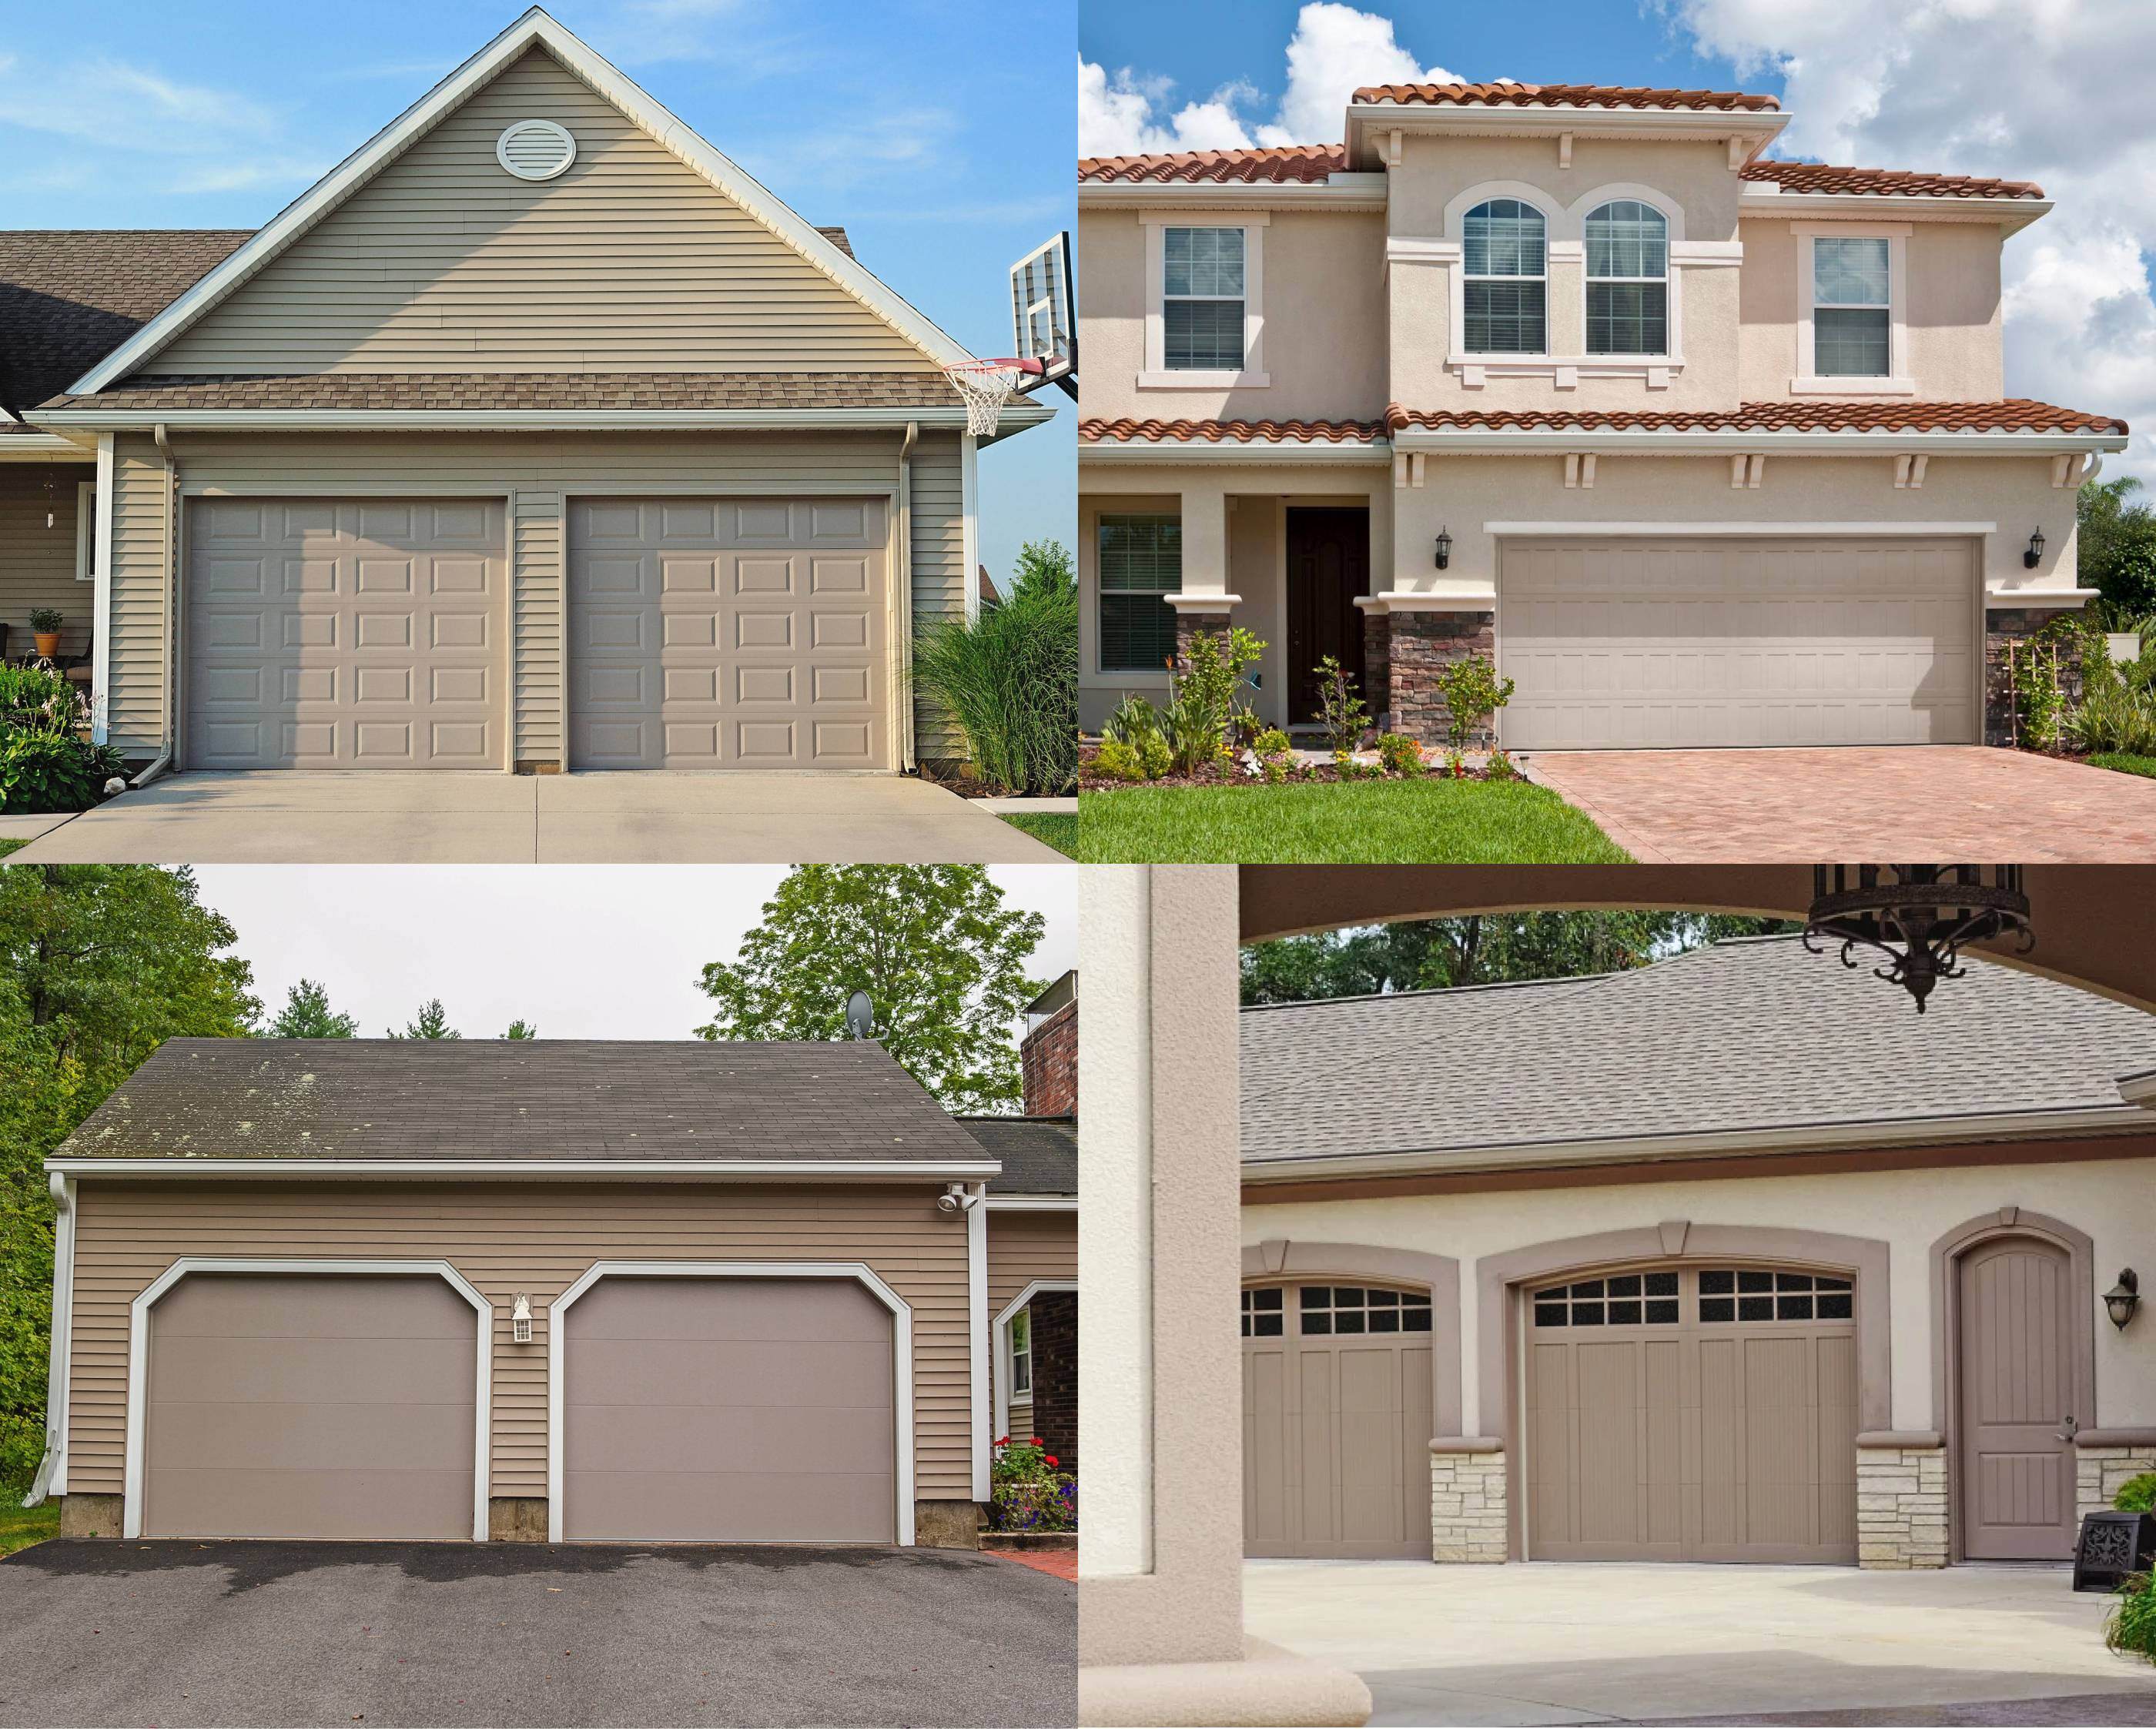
1079;745;1513;793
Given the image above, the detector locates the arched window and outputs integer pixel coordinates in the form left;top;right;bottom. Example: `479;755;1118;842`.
1585;199;1669;356
1461;197;1546;354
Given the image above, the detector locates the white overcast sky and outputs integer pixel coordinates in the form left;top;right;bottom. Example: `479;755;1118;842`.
191;866;1077;1042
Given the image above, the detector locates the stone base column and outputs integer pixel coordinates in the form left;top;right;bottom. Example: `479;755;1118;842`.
1856;1443;1948;1568
2078;1444;2156;1523
1361;610;1391;731
1985;607;2085;747
1429;1440;1507;1563
1173;609;1234;669
489;1497;548;1542
1388;610;1498;748
57;1493;122;1538
913;1498;983;1550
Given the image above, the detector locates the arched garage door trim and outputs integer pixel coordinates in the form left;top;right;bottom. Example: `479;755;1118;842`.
547;1260;916;1545
124;1257;493;1542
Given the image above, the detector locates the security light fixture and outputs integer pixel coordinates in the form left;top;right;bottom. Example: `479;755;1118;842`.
1435;527;1453;570
937;1183;982;1216
2025;527;2046;569
511;1292;534;1344
1804;864;2033;1013
2106;1269;2141;1332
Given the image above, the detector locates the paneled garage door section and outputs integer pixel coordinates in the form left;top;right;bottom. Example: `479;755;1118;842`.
187;500;504;769
1500;537;1979;748
1525;1267;1860;1562
142;1273;477;1540
561;1276;897;1543
569;499;889;769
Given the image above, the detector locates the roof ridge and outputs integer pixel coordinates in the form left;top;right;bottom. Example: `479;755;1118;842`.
1240;970;1615;1015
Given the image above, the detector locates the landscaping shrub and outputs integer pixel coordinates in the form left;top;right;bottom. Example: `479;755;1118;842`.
2069;678;2156;757
1165;627;1264;774
910;539;1076;794
988;1436;1076;1533
2118;1472;2156;1514
1486;748;1519;781
2109;1573;2156;1666
0;665;122;814
1092;738;1147;782
1252;727;1294;784
1433;657;1516;751
1375;732;1424;778
1312;655;1370;755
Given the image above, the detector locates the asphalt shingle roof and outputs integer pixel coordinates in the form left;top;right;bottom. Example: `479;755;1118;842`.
40;370;962;413
58;1038;996;1166
1241;936;2156;1171
959;1117;1076;1195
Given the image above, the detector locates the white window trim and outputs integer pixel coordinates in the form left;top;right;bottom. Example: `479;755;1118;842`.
72;482;95;582
968;1189;989;1502
1140;212;1269;389
547;1260;916;1545
123;1257;493;1543
994;1279;1075;1452
1579;192;1677;369
90;435;113;745
1795;222;1915;395
1451;186;1555;368
1009;1309;1033;1400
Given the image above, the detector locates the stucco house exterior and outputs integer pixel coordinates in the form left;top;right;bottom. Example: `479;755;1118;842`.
31;1036;1079;1549
1076;83;2128;751
0;8;1046;778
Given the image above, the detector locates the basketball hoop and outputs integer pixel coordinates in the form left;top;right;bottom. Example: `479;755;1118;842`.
946;357;1043;437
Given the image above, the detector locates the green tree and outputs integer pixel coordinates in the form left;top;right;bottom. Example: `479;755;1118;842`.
389;998;460;1040
501;1019;537;1040
263;978;357;1038
2081;476;2156;617
695;865;1045;1113
0;866;257;1493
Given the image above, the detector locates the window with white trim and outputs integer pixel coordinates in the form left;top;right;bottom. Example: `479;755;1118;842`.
1810;237;1891;377
1163;226;1246;370
1585;200;1668;356
1462;199;1546;354
1097;512;1180;674
1009;1307;1033;1397
1241;1286;1284;1338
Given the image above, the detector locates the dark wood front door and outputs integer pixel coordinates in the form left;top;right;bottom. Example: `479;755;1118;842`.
1286;508;1370;724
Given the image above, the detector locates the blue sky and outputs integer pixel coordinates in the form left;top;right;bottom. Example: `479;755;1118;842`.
0;0;1075;577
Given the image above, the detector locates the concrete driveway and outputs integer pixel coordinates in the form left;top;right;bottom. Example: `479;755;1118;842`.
0;1539;1074;1727
1524;747;2156;863
4;771;1064;864
1244;1560;2156;1727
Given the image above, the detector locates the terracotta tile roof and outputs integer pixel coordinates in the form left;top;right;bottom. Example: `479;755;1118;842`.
1384;399;2128;435
1079;143;1349;184
1352;81;1779;112
0;229;251;430
1078;415;1387;443
40;370;963;413
1741;160;2045;200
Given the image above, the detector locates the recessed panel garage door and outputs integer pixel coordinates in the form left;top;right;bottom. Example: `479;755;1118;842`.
143;1274;477;1540
561;1276;896;1543
1500;537;1978;749
1241;1283;1435;1559
1525;1267;1859;1563
187;500;504;769
569;498;889;769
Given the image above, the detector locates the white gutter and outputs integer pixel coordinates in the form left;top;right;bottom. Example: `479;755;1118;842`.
1078;175;1388;211
1739;189;2052;230
0;432;99;460
129;424;179;788
20;1175;75;1507
28;406;1053;434
45;1157;1003;1182
1389;427;2128;456
981;1195;1078;1212
1083;439;1393;465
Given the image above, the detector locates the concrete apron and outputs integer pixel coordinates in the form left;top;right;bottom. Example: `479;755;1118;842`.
1243;1559;2156;1729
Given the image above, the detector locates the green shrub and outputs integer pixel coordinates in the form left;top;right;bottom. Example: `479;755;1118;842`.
2109;1573;2156;1666
1486;748;1520;781
2118;1472;2156;1514
1434;657;1516;751
1254;727;1292;758
910;540;1077;794
27;607;62;635
0;664;82;734
1104;691;1161;748
0;731;119;814
1333;748;1377;781
1167;627;1265;774
1092;738;1147;782
1375;732;1424;777
1312;654;1370;755
2092;753;2156;779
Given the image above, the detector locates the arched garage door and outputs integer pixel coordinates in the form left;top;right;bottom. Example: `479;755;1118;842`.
1241;1283;1435;1558
1524;1266;1860;1562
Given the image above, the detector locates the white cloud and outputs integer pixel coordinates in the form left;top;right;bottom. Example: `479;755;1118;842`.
1079;2;1466;157
1662;0;2156;480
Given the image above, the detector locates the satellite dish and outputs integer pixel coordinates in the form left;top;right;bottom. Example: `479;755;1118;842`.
845;992;875;1040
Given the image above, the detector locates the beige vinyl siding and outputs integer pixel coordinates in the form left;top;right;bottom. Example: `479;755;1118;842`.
154;48;929;375
107;436;171;751
66;1182;973;1503
909;431;966;760
0;465;94;660
986;1212;1076;1439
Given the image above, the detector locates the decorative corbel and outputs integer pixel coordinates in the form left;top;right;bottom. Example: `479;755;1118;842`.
1394;453;1409;489
1385;128;1404;169
1893;453;1928;490
1729;453;1749;490
1558;131;1573;169
1727;135;1748;172
1746;453;1766;489
1410;451;1426;487
1579;453;1597;489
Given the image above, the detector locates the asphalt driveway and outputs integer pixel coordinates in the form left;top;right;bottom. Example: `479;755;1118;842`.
4;771;1063;864
1525;747;2156;863
1244;1559;2156;1727
0;1539;1074;1727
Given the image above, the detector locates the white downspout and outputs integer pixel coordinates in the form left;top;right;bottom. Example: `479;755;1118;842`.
22;1175;75;1508
898;420;917;772
129;423;180;788
967;1179;989;1505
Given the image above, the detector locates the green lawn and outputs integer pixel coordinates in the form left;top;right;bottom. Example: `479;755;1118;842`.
0;1500;59;1557
1076;778;1629;863
999;812;1078;858
2091;752;2156;779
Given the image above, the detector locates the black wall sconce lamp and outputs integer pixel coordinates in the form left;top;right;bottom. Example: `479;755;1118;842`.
2025;527;2047;569
1435;527;1453;570
2106;1268;2141;1331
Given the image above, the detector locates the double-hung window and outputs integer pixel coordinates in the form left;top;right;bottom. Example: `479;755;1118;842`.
1811;236;1892;376
1163;226;1246;370
1585;200;1669;356
1462;199;1547;354
1009;1309;1033;1398
1097;513;1180;674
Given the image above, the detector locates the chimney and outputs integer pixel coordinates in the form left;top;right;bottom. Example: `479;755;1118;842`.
1019;971;1076;1118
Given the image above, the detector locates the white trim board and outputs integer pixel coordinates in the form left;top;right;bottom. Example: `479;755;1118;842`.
981;1196;1077;1212
1484;520;1998;537
546;1260;916;1546
90;434;114;746
49;1158;999;1182
968;1191;989;1501
32;408;1049;433
67;7;976;396
993;1279;1076;1456
122;1257;493;1542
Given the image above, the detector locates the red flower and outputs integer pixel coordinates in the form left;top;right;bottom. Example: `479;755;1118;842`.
1031;1436;1044;1447
1044;1456;1060;1469
996;1435;1009;1446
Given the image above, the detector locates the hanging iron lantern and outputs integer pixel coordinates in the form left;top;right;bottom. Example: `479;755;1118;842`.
1804;865;2033;1012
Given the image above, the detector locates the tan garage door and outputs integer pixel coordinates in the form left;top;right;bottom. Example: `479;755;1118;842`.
1525;1266;1859;1563
569;498;889;769
1242;1283;1435;1559
143;1273;477;1540
1500;537;1979;749
187;499;504;769
561;1276;896;1543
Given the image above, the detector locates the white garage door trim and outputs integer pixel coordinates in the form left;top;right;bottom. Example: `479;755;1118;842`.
123;1256;493;1541
547;1260;916;1545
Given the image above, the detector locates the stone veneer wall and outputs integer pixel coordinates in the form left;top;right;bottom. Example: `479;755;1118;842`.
1173;610;1233;669
1856;1444;1950;1568
2078;1445;2156;1523
1388;611;1498;748
1984;607;2085;748
1362;611;1391;731
1428;1444;1507;1562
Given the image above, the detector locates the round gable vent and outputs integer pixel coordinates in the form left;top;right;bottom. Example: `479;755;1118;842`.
496;119;576;182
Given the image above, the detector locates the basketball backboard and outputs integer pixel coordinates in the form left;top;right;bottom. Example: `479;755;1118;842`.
1009;231;1076;399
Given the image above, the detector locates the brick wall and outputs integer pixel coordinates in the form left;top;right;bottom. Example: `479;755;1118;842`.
1031;1289;1077;1470
1021;1000;1076;1118
1856;1444;1949;1568
1388;610;1498;748
1428;1445;1507;1562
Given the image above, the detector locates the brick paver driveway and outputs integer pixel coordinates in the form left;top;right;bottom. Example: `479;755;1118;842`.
1525;747;2156;862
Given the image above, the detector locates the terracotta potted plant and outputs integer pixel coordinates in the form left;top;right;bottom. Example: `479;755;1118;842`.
28;607;62;660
